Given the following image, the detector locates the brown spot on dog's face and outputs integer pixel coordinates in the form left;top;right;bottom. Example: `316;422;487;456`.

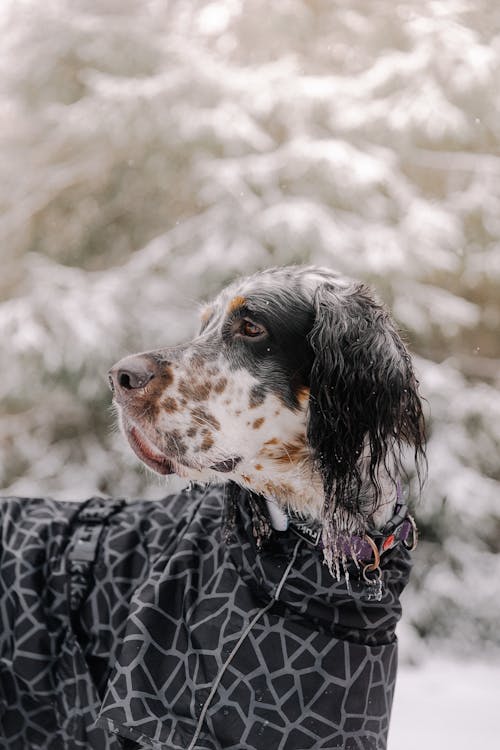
255;464;263;471
241;474;251;483
253;417;265;429
270;435;309;465
264;438;278;446
161;396;178;413
200;432;214;451
214;377;227;394
188;352;214;370
249;385;266;409
163;430;188;456
141;401;160;422
227;295;246;314
179;378;212;402
159;366;174;387
191;406;221;431
296;385;310;405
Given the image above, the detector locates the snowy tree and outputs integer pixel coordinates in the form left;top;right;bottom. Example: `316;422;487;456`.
1;0;499;656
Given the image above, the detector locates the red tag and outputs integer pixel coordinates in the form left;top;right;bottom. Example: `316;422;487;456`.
382;534;395;551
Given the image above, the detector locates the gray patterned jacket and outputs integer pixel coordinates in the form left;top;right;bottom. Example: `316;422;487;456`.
0;485;410;750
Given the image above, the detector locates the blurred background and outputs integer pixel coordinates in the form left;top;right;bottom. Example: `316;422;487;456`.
1;1;499;745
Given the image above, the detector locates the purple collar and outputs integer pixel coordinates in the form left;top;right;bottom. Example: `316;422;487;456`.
287;502;416;562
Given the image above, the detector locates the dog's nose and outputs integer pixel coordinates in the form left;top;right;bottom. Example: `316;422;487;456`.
108;354;157;394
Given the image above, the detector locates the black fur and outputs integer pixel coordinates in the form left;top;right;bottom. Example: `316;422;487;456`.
307;282;426;532
112;264;426;562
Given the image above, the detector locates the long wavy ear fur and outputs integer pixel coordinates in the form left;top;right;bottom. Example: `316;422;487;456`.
307;282;426;535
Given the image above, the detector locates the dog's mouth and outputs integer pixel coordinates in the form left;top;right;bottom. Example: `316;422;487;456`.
123;420;242;477
124;423;176;475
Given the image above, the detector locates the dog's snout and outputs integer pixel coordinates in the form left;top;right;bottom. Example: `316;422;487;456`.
108;355;158;395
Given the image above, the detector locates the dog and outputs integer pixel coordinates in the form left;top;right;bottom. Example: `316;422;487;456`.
102;265;426;750
0;266;426;750
108;264;425;570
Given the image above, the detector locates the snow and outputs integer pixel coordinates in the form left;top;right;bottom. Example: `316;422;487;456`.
390;657;499;750
0;0;499;662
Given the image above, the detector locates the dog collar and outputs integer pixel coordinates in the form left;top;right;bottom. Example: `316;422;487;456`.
262;494;417;603
263;498;417;567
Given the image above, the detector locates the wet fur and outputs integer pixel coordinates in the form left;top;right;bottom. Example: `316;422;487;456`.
110;266;426;568
308;282;426;537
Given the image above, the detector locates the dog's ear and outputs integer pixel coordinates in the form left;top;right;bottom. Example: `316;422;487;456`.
307;282;425;527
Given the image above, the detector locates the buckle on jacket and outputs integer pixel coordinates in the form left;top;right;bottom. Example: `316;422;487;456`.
68;524;103;562
78;497;125;524
67;498;125;563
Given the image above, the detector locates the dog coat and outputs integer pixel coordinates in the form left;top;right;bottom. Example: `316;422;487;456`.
0;485;411;750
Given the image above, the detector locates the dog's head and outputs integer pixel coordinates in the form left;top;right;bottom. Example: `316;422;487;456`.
109;266;425;534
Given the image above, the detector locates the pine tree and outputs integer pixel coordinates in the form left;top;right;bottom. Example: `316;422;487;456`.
1;0;499;654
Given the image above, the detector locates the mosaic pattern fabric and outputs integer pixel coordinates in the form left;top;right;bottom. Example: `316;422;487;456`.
0;493;190;749
0;486;411;750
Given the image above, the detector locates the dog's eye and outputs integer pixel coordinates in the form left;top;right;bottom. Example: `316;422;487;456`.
240;319;266;338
